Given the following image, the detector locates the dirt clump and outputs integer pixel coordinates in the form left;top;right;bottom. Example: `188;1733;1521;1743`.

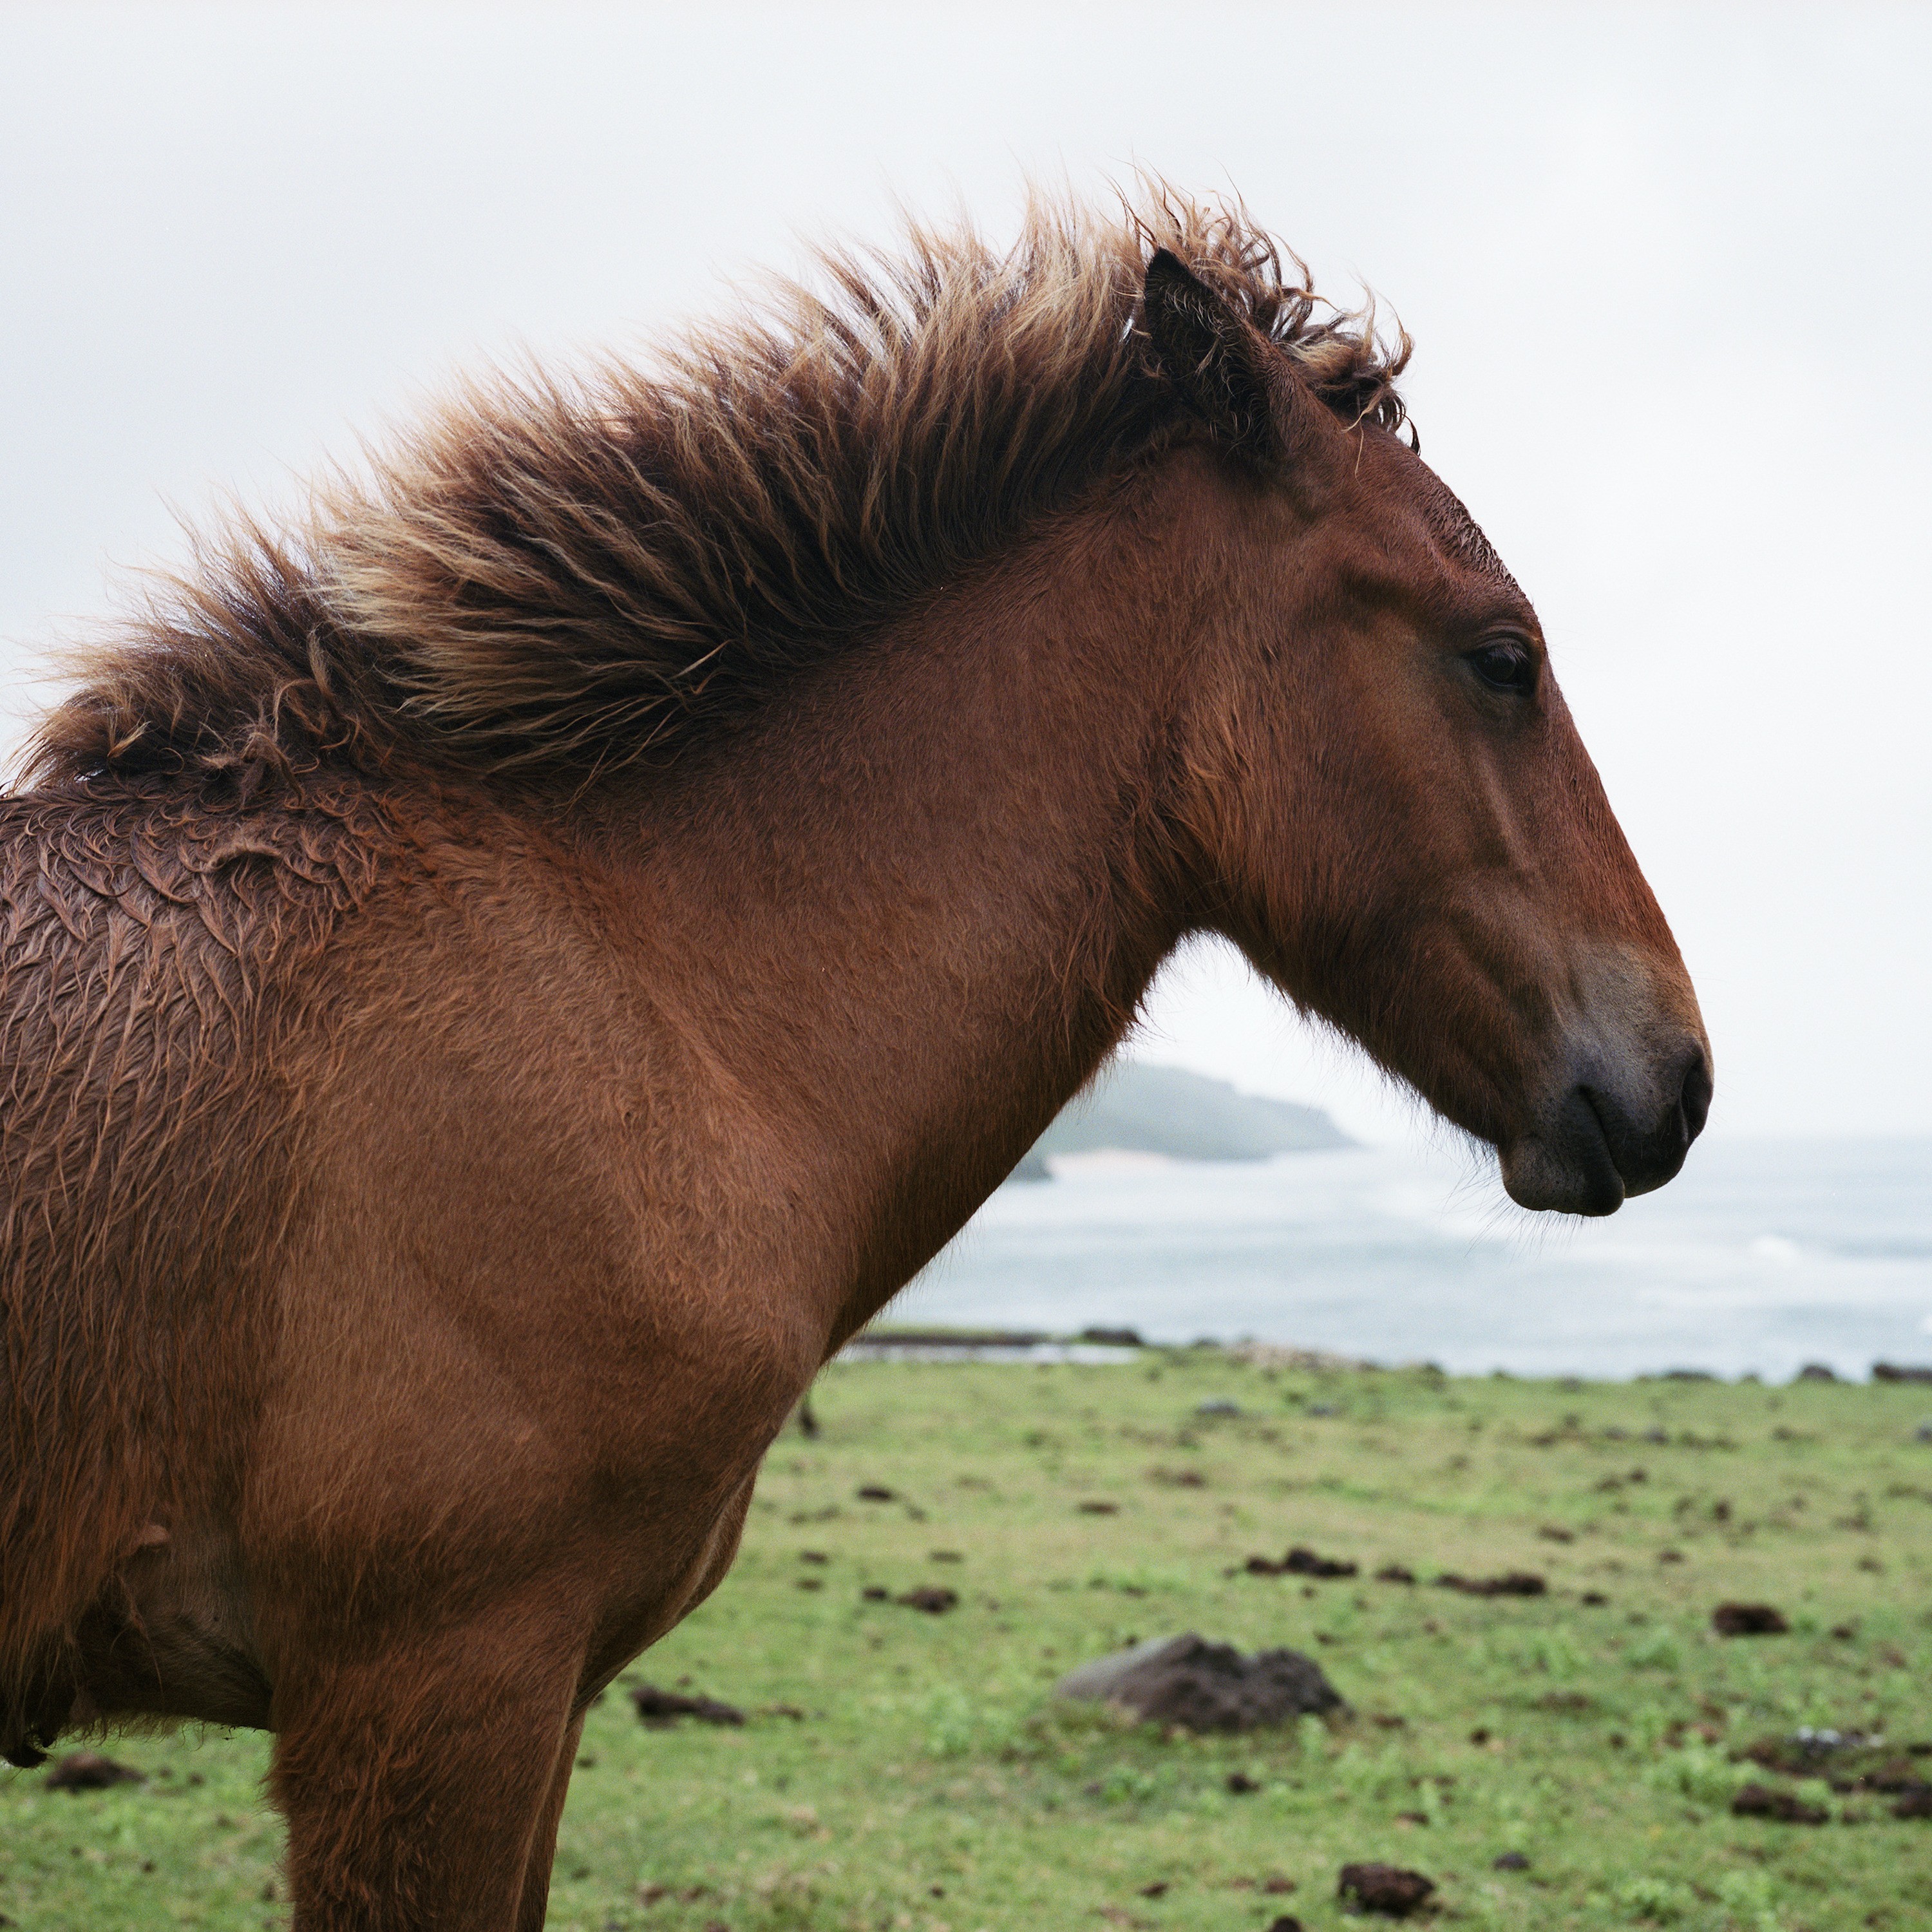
1492;1852;1530;1870
1741;1728;1928;1792
856;1484;898;1502
898;1586;958;1613
1337;1861;1435;1915
1285;1546;1357;1577
46;1750;145;1792
1712;1602;1788;1636
1056;1633;1345;1732
1893;1786;1932;1819
1245;1546;1356;1579
1731;1783;1827;1824
1435;1570;1545;1597
630;1685;746;1727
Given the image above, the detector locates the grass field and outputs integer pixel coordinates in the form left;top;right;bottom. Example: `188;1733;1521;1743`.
5;1353;1931;1931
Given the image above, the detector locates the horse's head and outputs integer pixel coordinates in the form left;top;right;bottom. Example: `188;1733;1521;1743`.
1146;251;1710;1215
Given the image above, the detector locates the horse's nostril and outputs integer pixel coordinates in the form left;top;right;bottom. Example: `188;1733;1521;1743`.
1679;1049;1713;1142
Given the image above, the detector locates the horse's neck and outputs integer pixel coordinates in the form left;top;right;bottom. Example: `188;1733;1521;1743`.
611;477;1213;1336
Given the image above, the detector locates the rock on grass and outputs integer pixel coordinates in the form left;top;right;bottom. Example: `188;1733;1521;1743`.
1056;1633;1345;1732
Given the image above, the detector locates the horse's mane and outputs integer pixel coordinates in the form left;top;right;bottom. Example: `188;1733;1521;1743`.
21;187;1411;793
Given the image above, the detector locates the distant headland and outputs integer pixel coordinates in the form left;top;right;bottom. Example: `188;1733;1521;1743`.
1009;1061;1352;1181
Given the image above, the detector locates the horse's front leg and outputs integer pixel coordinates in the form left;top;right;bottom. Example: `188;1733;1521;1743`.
515;1709;585;1932
268;1602;585;1932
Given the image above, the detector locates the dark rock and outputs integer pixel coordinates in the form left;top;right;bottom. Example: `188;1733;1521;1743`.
1893;1786;1932;1819
1435;1570;1546;1597
1055;1633;1346;1732
1138;1882;1169;1898
898;1587;958;1613
1337;1862;1435;1915
630;1685;746;1727
1492;1852;1530;1870
1227;1771;1261;1794
45;1751;145;1792
1267;1918;1305;1931
857;1484;898;1502
1580;1591;1610;1606
1873;1363;1932;1384
1712;1602;1789;1636
1732;1782;1826;1824
1197;1399;1242;1417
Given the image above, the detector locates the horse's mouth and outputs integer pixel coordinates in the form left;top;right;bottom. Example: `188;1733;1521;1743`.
1499;1092;1628;1217
1499;1037;1711;1217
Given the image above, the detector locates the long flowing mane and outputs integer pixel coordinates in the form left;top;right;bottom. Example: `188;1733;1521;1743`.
22;188;1410;794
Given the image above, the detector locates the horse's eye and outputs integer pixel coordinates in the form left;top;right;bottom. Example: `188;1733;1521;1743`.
1468;642;1536;696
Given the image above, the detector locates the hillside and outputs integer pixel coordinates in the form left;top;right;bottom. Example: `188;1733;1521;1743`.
1010;1061;1350;1179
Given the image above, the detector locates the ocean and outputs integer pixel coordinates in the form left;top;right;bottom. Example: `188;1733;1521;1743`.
893;1135;1932;1382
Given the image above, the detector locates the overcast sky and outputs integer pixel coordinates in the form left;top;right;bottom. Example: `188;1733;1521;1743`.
3;2;1927;1145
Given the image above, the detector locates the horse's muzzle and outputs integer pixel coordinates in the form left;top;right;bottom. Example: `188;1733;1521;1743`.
1500;1036;1712;1217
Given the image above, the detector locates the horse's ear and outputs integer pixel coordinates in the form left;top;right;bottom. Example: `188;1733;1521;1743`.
1142;249;1289;462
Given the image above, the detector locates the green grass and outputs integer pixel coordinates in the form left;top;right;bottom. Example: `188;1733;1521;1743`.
6;1355;1932;1931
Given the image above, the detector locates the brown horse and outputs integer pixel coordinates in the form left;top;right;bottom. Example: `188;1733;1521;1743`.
0;191;1709;1926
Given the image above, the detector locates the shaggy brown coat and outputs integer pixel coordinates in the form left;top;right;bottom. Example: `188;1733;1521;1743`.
1;187;1707;1930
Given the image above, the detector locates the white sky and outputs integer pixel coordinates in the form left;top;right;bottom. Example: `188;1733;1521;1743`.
3;2;1927;1145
